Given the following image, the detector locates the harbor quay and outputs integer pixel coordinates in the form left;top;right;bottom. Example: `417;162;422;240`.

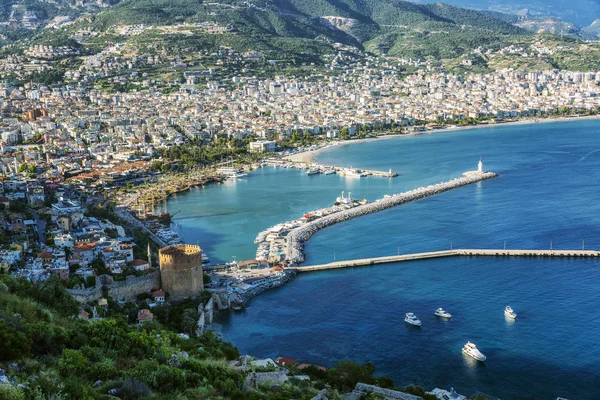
285;167;498;264
296;249;600;271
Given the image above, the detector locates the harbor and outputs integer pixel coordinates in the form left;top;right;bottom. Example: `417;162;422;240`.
188;121;600;400
253;160;497;265
284;162;497;264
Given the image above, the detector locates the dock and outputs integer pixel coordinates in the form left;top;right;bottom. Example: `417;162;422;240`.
264;158;398;178
296;249;600;271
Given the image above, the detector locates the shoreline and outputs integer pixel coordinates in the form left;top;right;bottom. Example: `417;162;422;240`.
284;114;600;164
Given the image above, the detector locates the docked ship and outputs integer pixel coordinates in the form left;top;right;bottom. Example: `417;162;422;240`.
343;168;366;178
434;308;452;318
504;306;517;319
306;168;320;176
462;341;486;361
404;312;422;326
216;167;248;178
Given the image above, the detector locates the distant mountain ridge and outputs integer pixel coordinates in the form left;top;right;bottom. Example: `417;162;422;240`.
411;0;600;28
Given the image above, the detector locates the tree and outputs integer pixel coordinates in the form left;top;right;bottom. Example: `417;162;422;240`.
180;308;199;335
0;319;31;361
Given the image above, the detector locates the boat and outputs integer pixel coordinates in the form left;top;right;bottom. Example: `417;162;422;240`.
504;306;517;319
202;253;210;267
216;167;248;178
462;341;486;361
404;312;421;326
344;168;366;178
434;308;452;318
322;169;336;175
306;168;320;176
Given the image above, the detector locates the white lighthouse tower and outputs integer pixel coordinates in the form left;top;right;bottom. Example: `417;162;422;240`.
477;157;483;173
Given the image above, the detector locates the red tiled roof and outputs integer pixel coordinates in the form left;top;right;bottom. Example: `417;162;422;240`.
136;309;154;321
275;357;298;366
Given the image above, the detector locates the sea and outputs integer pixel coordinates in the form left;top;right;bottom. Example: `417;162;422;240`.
167;119;600;399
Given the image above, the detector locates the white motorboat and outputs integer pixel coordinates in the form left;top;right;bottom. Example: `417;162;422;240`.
434;308;452;318
462;341;486;361
344;168;366;178
504;306;517;319
404;312;421;326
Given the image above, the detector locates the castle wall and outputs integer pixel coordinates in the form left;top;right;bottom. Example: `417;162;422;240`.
67;272;161;303
159;244;204;299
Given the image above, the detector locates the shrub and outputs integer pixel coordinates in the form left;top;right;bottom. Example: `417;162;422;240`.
0;385;25;400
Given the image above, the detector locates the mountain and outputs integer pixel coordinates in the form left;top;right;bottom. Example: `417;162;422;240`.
583;19;600;36
482;11;599;40
40;0;525;60
411;0;600;27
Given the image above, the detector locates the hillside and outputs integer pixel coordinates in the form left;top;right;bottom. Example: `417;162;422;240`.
27;0;528;61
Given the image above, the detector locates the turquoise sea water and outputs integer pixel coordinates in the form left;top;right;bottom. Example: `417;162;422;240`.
168;120;600;399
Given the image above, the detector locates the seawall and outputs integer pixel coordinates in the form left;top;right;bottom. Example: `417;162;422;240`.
286;171;498;264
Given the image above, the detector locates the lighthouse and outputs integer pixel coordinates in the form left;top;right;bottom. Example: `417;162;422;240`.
477;157;483;173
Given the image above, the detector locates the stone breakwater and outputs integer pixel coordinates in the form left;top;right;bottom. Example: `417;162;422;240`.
286;171;498;264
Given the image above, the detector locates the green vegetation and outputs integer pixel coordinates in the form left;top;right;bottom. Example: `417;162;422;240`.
160;137;265;168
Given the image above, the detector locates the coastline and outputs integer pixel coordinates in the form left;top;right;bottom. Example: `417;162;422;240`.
284;114;600;164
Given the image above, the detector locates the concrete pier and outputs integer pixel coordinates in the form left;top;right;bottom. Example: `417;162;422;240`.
296;249;600;271
286;170;498;264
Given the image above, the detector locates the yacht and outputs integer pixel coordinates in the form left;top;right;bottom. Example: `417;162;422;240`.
434;308;452;318
322;169;336;175
306;168;320;176
462;341;486;361
404;313;422;326
216;167;248;178
344;168;366;178
504;306;517;319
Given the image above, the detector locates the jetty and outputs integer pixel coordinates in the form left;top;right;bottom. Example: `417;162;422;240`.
286;162;498;264
296;249;600;271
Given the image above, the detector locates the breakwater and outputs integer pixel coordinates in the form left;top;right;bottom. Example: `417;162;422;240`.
286;171;498;264
297;249;600;271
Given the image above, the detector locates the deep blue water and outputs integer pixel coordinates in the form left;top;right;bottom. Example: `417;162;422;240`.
168;120;600;399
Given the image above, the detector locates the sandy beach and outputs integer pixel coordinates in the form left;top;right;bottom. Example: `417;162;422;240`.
282;114;600;164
